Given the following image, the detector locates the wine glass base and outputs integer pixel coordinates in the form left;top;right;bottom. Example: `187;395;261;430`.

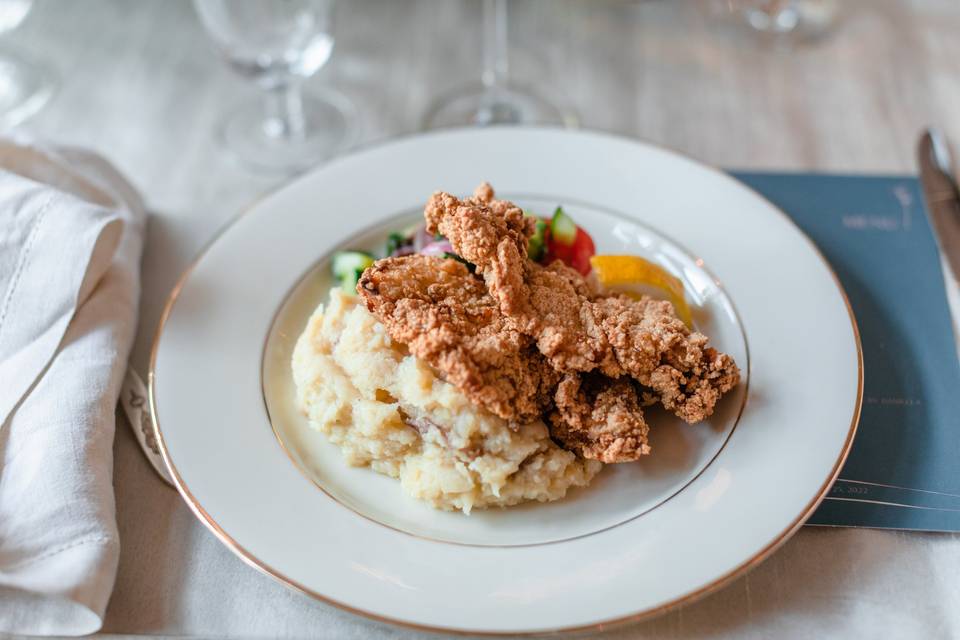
219;89;356;174
423;83;577;130
0;51;56;129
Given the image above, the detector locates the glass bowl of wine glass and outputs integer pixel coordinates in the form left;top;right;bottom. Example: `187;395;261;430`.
194;0;356;174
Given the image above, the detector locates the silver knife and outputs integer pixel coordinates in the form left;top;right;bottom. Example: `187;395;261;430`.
918;128;960;283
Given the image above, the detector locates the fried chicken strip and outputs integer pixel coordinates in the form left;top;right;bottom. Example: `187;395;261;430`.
357;255;559;423
591;294;740;424
549;373;651;463
426;183;740;424
425;184;535;318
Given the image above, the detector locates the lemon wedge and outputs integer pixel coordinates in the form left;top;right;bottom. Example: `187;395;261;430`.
590;255;693;328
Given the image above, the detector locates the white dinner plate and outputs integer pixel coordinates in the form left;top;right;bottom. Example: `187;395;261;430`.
150;127;861;635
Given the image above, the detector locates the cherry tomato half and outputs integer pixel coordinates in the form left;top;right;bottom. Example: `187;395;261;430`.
545;226;595;275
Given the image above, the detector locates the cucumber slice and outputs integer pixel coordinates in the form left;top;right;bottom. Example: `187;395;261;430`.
550;206;577;246
332;251;375;277
526;213;548;261
332;250;375;292
385;232;407;256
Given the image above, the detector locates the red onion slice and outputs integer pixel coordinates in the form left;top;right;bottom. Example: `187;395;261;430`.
420;240;454;257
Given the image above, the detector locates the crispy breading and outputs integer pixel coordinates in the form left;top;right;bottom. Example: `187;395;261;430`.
356;255;559;423
426;185;740;424
549;373;651;463
524;261;618;374
590;295;740;422
425;183;535;318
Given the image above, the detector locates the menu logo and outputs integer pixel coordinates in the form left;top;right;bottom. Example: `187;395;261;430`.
840;183;915;232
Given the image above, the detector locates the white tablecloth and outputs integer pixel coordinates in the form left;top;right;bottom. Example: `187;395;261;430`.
12;0;960;637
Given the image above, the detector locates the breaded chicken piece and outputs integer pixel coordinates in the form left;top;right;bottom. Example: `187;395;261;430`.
591;295;741;424
425;184;535;317
357;255;559;423
549;373;651;463
523;261;618;374
427;184;740;424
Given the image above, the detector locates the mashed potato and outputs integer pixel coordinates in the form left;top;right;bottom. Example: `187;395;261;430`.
291;288;602;512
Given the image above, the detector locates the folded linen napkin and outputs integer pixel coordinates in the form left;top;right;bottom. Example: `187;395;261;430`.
0;139;145;635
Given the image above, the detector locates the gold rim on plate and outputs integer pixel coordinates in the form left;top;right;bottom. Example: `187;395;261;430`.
148;127;864;636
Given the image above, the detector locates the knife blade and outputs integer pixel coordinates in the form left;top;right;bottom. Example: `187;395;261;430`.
918;128;960;285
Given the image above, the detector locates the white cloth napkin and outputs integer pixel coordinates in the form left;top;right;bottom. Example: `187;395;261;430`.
0;139;145;635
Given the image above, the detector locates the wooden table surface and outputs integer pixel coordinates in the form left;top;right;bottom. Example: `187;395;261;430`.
13;0;960;637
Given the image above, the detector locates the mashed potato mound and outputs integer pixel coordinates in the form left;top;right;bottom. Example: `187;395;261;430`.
291;288;602;512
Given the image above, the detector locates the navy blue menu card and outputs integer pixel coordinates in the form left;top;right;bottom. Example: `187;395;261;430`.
731;172;960;532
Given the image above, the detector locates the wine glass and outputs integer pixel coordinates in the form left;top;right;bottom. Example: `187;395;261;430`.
0;0;56;129
193;0;355;173
423;0;576;129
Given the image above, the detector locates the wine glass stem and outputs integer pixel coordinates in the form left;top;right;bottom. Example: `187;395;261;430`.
265;81;307;141
481;0;508;92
